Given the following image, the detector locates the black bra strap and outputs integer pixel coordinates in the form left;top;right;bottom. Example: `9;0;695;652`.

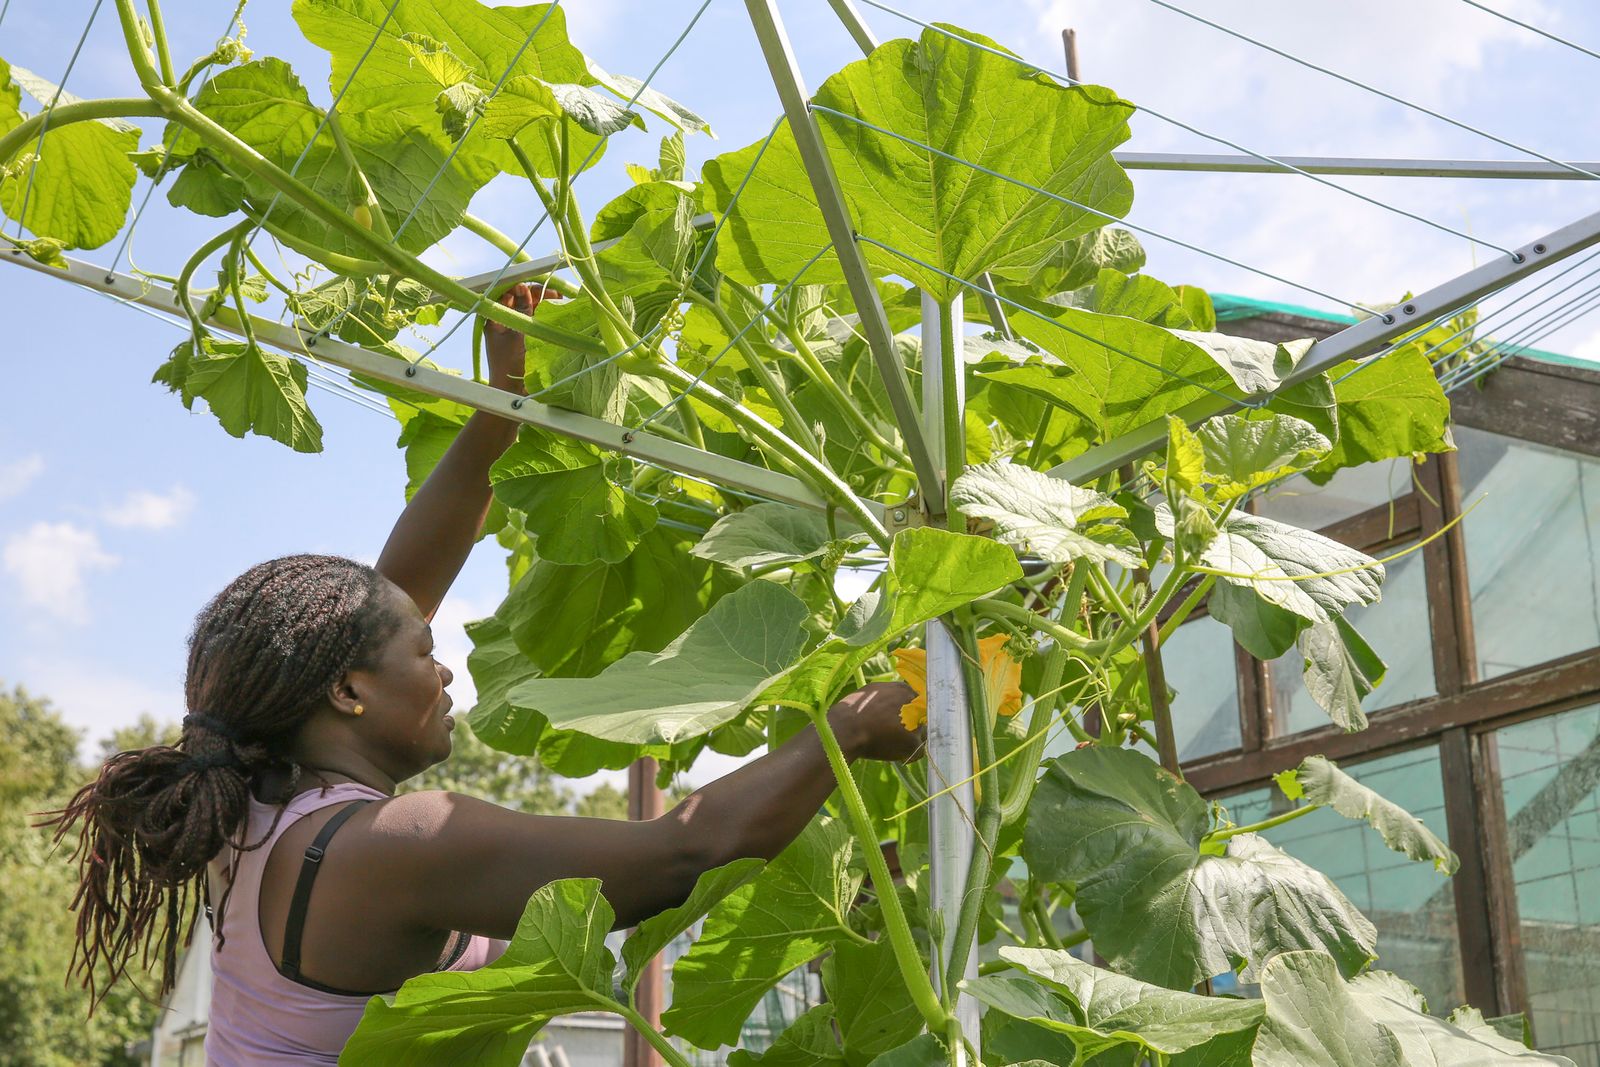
278;799;371;982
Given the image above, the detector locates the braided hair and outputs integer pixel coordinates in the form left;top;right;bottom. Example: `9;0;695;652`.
43;554;400;1007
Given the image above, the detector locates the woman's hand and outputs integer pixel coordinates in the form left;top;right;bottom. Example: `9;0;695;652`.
828;681;925;763
483;282;562;392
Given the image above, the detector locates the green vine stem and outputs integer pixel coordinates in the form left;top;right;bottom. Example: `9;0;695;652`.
106;3;608;358
683;291;820;456
143;0;178;86
640;361;890;548
0;100;167;166
937;298;965;530
175;222;248;335
326;112;395;241
1157;575;1216;645
1205;803;1319;843
810;709;950;1035
614;1002;693;1067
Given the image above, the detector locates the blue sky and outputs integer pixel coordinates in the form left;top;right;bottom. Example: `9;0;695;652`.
3;0;1600;783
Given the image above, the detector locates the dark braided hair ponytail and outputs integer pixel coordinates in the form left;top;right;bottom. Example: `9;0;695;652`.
43;554;399;1007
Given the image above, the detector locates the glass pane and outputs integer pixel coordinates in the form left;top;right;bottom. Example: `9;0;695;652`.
1493;705;1600;1062
1457;426;1600;679
1256;457;1414;530
1162;614;1243;760
1218;746;1464;1013
1268;539;1437;735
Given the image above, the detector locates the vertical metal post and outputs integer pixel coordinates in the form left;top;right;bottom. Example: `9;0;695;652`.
921;291;980;1058
625;758;666;1067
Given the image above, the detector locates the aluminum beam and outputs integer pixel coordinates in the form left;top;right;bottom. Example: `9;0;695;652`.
1115;152;1600;180
744;0;945;516
1052;206;1600;485
5;249;875;519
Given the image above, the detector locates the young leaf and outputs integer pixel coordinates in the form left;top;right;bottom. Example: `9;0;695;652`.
968;947;1263;1061
663;819;863;1049
1193;413;1331;501
702;25;1134;298
1280;756;1458;873
1024;227;1147;297
489;430;657;565
1022;747;1376;990
863;1034;950;1066
507;579;810;744
691;502;863;573
621;858;765;997
1295;617;1387;731
338;878;619;1067
0;64;140;249
950;461;1140;567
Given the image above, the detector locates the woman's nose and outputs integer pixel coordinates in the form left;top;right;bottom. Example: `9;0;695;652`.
438;661;454;686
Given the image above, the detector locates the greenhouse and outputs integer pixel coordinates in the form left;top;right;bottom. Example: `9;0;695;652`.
4;1;1600;1066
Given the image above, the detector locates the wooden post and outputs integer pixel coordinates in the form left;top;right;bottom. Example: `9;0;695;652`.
624;757;666;1067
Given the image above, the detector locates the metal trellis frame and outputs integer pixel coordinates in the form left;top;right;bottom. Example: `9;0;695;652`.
7;249;869;521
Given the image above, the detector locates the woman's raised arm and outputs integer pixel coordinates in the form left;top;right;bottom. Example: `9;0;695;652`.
375;284;554;619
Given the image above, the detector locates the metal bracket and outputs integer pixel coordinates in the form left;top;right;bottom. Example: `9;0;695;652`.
1052;204;1600;485
884;499;925;536
5;249;882;522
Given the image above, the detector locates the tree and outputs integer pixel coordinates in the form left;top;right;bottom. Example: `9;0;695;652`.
95;713;180;763
0;684;161;1067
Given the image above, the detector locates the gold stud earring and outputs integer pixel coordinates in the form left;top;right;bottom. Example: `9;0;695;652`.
352;704;365;717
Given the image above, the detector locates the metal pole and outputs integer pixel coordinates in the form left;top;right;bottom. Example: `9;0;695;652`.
1062;27;1080;81
1050;204;1600;484
920;290;980;1059
624;758;666;1067
0;250;875;520
743;0;946;518
1113;152;1600;180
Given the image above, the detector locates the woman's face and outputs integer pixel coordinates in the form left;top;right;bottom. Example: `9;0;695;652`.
348;580;456;777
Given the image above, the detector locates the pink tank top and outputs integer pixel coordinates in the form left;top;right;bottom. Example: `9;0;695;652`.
204;782;508;1065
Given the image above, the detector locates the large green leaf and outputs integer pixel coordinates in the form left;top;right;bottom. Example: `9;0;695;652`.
490;430;657;565
620;858;764;998
1308;344;1453;482
966;947;1261;1062
824;940;924;1064
988;306;1310;457
507;579;809;744
691;502;862;573
770;527;1022;711
726;1005;846;1066
950;461;1140;567
172;57;495;259
865;1035;950;1066
1255;951;1574;1067
1025;227;1147;296
1167;508;1384;626
152;337;324;453
702;25;1134;299
461;614;544;753
0;64;141;249
1022;747;1376;989
663;819;864;1049
339;878;616;1067
1276;756;1457;873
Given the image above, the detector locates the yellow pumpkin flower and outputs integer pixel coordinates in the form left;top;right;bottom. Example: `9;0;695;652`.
891;647;929;731
892;636;1024;732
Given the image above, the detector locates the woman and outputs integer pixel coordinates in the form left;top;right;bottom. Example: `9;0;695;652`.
49;283;920;1065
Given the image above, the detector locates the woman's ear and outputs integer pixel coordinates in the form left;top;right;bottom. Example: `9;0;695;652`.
327;673;365;718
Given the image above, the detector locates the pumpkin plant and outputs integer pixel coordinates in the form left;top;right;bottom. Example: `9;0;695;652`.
0;1;1559;1064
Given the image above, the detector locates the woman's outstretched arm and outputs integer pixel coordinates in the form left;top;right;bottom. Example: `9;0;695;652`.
366;682;922;934
375;284;554;619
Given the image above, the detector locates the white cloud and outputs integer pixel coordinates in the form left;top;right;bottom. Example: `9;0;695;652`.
0;454;44;502
2;522;120;625
102;485;197;531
